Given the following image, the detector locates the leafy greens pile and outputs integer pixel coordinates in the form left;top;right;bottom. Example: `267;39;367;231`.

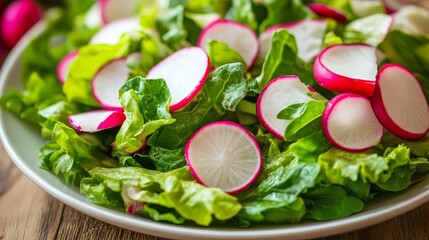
1;0;429;228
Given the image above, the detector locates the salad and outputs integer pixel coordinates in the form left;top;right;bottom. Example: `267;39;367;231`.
1;0;429;228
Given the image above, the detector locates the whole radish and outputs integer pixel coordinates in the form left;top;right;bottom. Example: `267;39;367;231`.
0;0;42;49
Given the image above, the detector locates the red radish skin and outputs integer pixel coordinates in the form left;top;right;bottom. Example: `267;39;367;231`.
256;75;312;140
197;19;259;70
146;47;210;111
322;93;384;152
259;20;327;62
69;110;126;133
313;44;378;96
92;58;130;111
0;0;42;49
100;0;139;24
185;121;262;194
308;3;348;23
90;18;141;45
371;64;429;140
57;50;79;85
382;0;414;13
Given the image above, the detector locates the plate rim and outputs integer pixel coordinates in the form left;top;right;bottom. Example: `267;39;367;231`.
0;20;428;240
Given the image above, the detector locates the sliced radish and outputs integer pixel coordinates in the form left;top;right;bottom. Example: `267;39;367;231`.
100;0;139;24
259;20;327;62
57;50;78;85
69;110;126;133
146;47;210;111
382;0;414;13
371;64;429;140
392;5;429;36
313;44;379;96
90;18;142;45
185;121;262;194
92;58;130;111
197;19;259;70
308;3;348;23
322;93;384;152
256;75;312;140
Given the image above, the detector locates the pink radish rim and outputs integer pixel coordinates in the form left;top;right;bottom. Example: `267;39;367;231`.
256;75;301;140
99;0;110;25
57;50;78;85
313;43;378;96
197;19;260;70
91;57;128;111
146;47;210;112
371;63;429;140
68;110;125;132
322;93;384;152
308;3;348;23
184;120;262;194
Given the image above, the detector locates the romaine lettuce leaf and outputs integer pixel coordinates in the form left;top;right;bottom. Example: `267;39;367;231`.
343;13;392;46
207;40;246;68
115;77;175;154
39;122;118;185
81;166;241;226
237;163;320;224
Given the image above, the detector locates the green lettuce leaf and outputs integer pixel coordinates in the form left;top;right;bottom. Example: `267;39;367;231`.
304;184;364;220
207;40;246;68
115;77;175;154
81;167;241;226
288;131;332;163
255;30;318;93
39;122;118;185
344;13;392;46
259;0;314;31
227;0;258;31
237;163;320;224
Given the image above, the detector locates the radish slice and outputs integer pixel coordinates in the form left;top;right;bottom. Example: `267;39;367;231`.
371;64;429;140
57;50;78;85
313;44;379;96
322;93;384;152
100;0;139;24
197;19;259;70
146;47;210;111
92;58;130;111
185;121;262;194
259;20;327;62
90;18;142;45
69;110;126;133
308;3;348;23
382;0;414;13
392;5;429;36
256;75;312;140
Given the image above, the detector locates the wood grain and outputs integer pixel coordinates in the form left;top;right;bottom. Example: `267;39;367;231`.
1;142;428;240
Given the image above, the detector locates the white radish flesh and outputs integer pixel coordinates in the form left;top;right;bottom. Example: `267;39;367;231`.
185;121;262;194
322;93;384;151
371;64;429;140
100;0;139;24
308;3;348;23
57;50;78;85
392;5;429;36
259;20;327;62
256;75;312;140
92;58;130;111
90;18;142;45
197;19;259;70
69;110;125;133
146;47;210;111
313;44;379;96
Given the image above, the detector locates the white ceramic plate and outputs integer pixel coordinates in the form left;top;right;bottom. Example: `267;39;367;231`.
1;21;428;240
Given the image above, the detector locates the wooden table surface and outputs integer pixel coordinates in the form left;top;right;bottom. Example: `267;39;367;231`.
0;141;428;240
